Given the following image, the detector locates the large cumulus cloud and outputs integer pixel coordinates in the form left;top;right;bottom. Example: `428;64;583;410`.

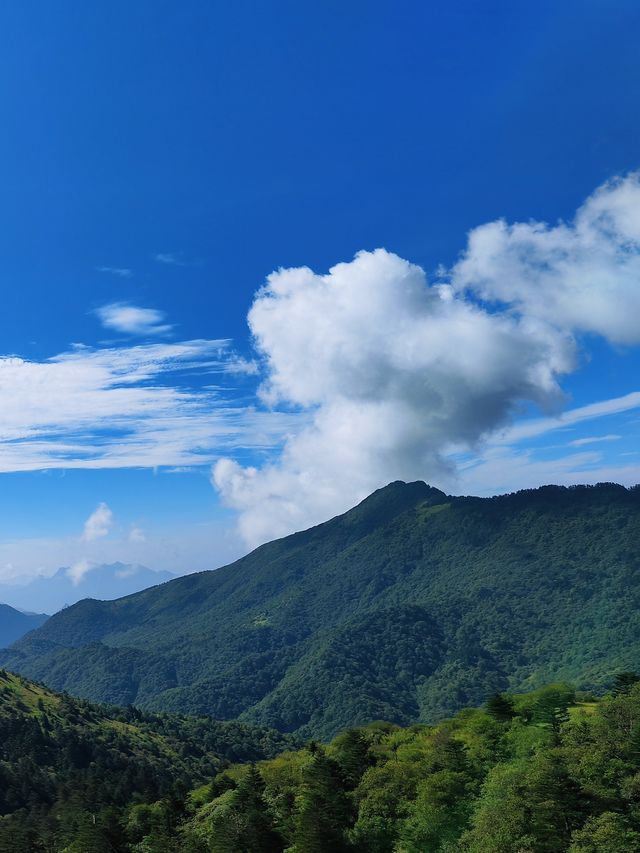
213;251;573;545
213;173;640;547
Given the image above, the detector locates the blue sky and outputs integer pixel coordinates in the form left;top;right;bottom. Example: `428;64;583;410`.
1;0;640;585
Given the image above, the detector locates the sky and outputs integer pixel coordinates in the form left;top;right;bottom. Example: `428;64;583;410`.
1;0;640;589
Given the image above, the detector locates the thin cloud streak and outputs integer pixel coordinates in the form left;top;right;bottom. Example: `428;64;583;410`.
497;391;640;443
568;434;622;447
153;252;194;266
96;266;133;278
453;444;640;496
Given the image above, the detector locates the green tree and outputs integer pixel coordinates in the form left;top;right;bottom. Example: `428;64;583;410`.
612;672;640;695
486;693;515;722
290;749;351;853
194;764;281;853
461;751;583;853
397;769;472;852
568;812;640;852
331;729;371;788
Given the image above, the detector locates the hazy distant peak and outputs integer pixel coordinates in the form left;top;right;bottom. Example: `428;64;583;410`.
0;603;48;648
0;563;176;615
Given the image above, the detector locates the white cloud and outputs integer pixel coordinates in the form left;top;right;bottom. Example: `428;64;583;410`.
0;517;245;584
0;339;296;472
497;390;640;444
568;434;622;447
128;525;146;543
453;444;640;496
450;173;640;344
213;173;640;546
66;558;95;586
96;266;133;278
82;502;113;542
96;302;172;336
154;252;188;266
213;249;575;546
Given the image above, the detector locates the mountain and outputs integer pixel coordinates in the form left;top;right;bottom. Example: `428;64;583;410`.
0;562;175;614
2;481;640;739
0;603;48;648
0;669;297;850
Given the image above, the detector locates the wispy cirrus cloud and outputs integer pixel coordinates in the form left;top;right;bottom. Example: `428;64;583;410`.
154;252;192;266
0;340;296;473
453;442;640;497
496;391;640;444
96;266;133;278
568;434;622;448
96;302;173;336
450;394;640;496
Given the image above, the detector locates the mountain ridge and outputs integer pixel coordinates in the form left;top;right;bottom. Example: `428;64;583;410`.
0;603;48;648
2;480;639;738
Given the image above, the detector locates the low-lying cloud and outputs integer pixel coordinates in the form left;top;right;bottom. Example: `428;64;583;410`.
214;173;640;547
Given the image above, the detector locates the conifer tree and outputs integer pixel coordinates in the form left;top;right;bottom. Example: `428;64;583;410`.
290;749;351;853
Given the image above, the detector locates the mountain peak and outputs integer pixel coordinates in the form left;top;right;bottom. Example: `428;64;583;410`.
343;480;448;531
5;483;639;739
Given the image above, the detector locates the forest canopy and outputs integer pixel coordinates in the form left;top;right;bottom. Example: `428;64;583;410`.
3;669;640;852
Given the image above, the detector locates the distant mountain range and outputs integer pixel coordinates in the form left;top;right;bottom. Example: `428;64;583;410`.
2;481;639;739
0;562;175;614
0;603;48;648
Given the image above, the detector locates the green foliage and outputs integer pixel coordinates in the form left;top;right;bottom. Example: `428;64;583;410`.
3;481;640;738
184;765;281;853
486;691;516;722
6;674;640;851
612;671;640;695
0;670;296;851
568;812;640;852
178;680;640;853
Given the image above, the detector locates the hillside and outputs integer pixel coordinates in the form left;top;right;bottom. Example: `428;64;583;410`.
2;481;640;738
0;669;296;851
8;674;640;851
0;603;48;648
173;678;640;853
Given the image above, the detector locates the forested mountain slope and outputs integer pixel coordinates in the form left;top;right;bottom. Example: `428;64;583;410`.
2;481;639;738
7;674;640;851
174;678;640;853
0;669;296;851
0;603;48;648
